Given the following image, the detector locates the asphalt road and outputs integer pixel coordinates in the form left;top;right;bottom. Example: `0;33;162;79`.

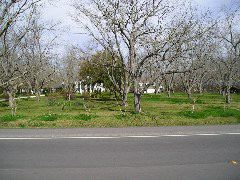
0;126;240;180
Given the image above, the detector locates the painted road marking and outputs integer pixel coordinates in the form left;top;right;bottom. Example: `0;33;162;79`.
125;136;159;138
63;136;119;139
0;138;51;140
225;133;240;135
0;132;240;140
194;134;219;136
162;135;190;137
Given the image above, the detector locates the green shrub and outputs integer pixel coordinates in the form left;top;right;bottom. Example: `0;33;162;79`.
81;92;91;100
21;96;30;101
18;123;26;128
115;114;129;120
0;92;4;98
74;101;84;107
93;92;114;100
180;111;209;119
0;115;24;122
47;98;58;106
90;91;101;98
16;92;30;97
0;93;8;99
45;92;63;98
46;92;69;106
37;114;58;121
0;101;8;107
209;107;240;120
74;114;97;121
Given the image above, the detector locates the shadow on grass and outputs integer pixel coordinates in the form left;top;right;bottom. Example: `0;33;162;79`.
143;95;204;104
91;98;116;102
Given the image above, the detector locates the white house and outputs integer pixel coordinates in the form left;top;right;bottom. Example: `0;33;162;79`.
145;86;155;94
75;81;163;94
75;81;106;94
139;83;164;94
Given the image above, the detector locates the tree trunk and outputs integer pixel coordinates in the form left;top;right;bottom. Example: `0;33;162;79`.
219;89;222;95
113;90;118;100
191;99;196;113
154;85;159;95
225;88;231;104
221;87;225;96
167;89;171;98
36;90;41;102
7;90;17;116
121;93;128;109
120;86;129;114
187;90;192;101
169;74;174;97
134;92;141;113
154;83;162;95
198;83;203;94
68;93;71;101
154;88;158;95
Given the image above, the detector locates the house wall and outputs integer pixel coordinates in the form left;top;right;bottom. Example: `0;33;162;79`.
145;88;155;94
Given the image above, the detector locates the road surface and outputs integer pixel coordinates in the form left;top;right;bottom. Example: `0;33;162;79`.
0;125;240;180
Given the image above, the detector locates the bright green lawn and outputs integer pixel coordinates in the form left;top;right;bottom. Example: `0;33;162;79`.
0;93;239;128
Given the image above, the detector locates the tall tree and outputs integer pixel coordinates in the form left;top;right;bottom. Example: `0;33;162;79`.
19;12;57;101
0;29;23;115
213;9;240;103
0;0;41;57
79;51;124;98
61;46;81;101
73;0;175;113
0;1;42;115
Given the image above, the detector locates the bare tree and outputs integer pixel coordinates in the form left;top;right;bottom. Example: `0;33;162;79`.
19;12;58;101
0;0;41;57
0;30;22;115
213;9;240;103
73;0;177;113
0;2;40;115
61;46;80;101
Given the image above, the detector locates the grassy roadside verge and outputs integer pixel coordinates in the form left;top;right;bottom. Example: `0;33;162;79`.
0;93;239;128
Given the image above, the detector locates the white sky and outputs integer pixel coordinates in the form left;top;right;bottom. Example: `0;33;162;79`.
41;0;235;52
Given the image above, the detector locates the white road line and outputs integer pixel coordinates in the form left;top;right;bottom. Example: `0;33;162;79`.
162;135;190;137
0;132;239;140
225;133;240;135
62;136;119;139
125;136;159;138
194;134;219;136
0;138;51;140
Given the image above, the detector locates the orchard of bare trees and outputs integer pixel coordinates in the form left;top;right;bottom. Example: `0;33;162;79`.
0;0;240;116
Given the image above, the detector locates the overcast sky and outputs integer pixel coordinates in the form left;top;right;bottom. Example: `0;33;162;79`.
41;0;234;53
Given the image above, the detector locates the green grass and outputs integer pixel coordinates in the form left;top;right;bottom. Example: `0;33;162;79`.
36;114;59;121
0;114;24;122
180;107;240;121
0;92;239;128
74;114;97;121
